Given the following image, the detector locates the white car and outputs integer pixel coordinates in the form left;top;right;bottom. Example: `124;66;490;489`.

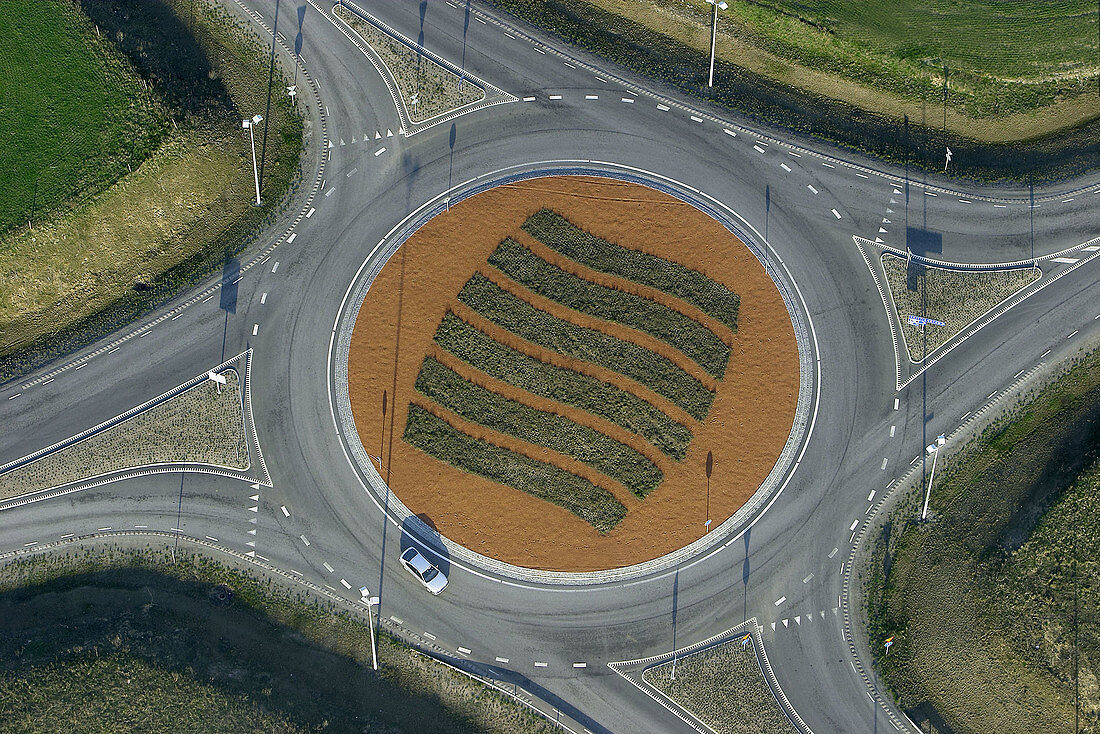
400;547;448;595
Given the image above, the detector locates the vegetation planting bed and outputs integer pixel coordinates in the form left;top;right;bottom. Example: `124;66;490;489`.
348;176;797;570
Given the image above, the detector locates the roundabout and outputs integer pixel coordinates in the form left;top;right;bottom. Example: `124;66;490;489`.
330;165;817;580
1;1;1098;732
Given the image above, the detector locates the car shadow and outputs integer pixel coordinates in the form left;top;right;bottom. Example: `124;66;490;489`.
400;513;450;578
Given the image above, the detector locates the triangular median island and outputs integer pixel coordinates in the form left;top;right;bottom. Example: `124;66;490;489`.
881;254;1039;362
333;4;516;134
0;351;266;503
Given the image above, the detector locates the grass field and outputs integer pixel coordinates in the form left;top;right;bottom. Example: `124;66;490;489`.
481;0;1100;179
0;0;165;235
414;356;662;497
0;371;246;501
435;312;693;459
489;238;731;379
0;0;302;379
642;639;796;734
458;273;715;419
0;547;559;733
867;350;1100;733
404;404;628;532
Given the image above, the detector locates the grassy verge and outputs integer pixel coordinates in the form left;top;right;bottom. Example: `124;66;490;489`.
642;640;796;734
489;238;730;379
479;0;1100;181
0;546;560;733
435;313;692;460
0;0;303;382
458;273;714;419
867;350;1100;733
0;371;246;500
415;356;661;497
522;209;740;331
0;0;165;234
404;404;627;532
334;4;483;123
882;254;1039;361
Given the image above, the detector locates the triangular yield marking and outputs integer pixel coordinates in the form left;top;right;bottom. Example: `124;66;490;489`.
251;484;260;490
249;506;258;513
782;619;789;628
246;550;256;557
882;218;892;223
886;208;894;213
375;131;381;139
879;227;888;233
249;494;259;501
889;198;897;204
249;517;257;524
893;188;902;195
350;135;356;143
386;129;393;137
771;622;776;631
820;611;826;619
327;141;333;149
339;138;345;146
247;529;257;535
875;238;884;244
246;541;256;547
795;615;801;625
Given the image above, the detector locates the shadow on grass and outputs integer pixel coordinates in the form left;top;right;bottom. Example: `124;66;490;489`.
0;566;509;733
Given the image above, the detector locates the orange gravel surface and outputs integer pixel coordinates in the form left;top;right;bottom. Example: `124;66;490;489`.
347;176;798;571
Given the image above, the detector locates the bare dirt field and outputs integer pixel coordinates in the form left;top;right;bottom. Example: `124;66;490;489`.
347;176;797;570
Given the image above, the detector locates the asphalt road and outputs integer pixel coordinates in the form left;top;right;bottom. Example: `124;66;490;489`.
1;1;1099;732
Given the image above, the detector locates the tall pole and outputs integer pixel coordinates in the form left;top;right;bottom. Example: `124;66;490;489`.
708;2;718;88
361;590;379;671
920;446;938;521
247;121;261;206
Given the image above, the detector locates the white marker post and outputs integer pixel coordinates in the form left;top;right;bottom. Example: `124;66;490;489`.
944;146;952;171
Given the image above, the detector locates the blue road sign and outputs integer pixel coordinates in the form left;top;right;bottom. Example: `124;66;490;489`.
907;314;946;327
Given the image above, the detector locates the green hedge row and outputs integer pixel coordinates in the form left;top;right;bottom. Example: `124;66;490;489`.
522;209;740;331
434;313;691;460
489;238;731;379
415;356;661;497
458;274;714;420
403;404;627;533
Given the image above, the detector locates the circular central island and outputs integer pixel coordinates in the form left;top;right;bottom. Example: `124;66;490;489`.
346;175;798;572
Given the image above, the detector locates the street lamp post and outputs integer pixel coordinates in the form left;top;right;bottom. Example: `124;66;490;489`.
242;114;264;206
359;587;380;671
920;434;946;521
705;0;728;88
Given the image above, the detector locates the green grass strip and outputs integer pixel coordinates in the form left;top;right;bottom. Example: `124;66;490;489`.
415;357;661;497
458;274;714;420
434;313;691;460
403;405;627;533
489;238;731;379
522;209;740;331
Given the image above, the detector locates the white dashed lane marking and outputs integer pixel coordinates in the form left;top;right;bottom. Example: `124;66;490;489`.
495;656;509;663
322;562;334;573
774;596;787;606
807;184;818;194
458;647;472;655
832;208;843;219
